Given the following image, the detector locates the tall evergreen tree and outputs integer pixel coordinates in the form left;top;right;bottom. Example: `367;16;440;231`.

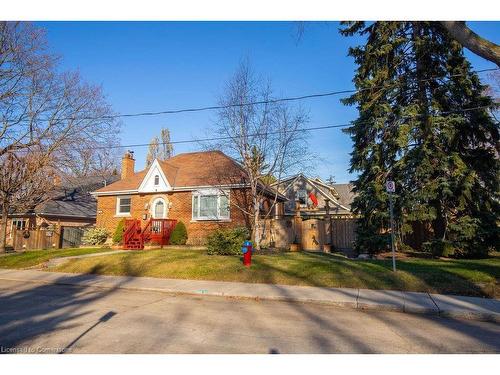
340;22;499;257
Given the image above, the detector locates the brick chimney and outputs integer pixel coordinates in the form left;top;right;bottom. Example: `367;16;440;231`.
121;151;135;180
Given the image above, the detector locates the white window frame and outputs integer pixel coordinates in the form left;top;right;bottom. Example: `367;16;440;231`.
154;175;159;186
10;219;27;238
115;196;132;216
192;189;230;221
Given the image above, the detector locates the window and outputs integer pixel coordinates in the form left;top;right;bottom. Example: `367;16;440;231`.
116;196;131;216
12;219;27;230
297;189;307;205
10;219;27;238
192;190;230;220
154;175;159;186
152;198;167;219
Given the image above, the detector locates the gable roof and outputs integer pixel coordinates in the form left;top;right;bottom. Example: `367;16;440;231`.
273;174;353;213
11;175;119;219
93;150;249;194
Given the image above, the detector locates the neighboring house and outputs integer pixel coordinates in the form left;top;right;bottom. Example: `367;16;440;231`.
6;175;118;246
269;174;357;254
92;150;287;246
275;174;355;218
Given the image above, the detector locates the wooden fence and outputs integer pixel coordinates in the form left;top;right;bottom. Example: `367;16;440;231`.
11;226;86;251
329;218;357;252
259;216;358;254
11;228;61;251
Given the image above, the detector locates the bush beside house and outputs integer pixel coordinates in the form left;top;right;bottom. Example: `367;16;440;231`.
207;227;249;255
112;219;125;244
170;221;188;245
82;227;109;245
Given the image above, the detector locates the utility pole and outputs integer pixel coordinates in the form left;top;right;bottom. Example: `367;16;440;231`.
386;180;396;272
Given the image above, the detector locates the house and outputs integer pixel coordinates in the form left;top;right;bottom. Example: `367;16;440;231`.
268;174;357;254
6;175;118;248
92;150;287;246
275;174;355;218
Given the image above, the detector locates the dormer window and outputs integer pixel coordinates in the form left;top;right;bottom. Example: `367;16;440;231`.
154;175;159;186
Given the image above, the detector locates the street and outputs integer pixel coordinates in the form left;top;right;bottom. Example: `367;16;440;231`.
0;279;499;354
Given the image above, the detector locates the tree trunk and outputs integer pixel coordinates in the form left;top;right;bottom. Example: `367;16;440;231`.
441;21;500;67
431;201;447;241
253;196;261;250
0;204;9;253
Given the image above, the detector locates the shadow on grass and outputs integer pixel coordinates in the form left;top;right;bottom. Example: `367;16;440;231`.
248;251;498;298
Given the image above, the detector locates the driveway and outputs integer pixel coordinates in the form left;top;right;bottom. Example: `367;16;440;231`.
0;279;499;353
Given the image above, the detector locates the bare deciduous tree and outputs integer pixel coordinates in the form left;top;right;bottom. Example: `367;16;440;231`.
0;153;56;250
0;22;119;251
208;61;312;249
146;127;174;167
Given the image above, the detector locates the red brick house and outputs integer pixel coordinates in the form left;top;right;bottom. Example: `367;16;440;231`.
92;150;286;245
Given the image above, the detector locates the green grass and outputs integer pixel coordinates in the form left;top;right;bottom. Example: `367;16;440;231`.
50;249;500;298
0;248;115;269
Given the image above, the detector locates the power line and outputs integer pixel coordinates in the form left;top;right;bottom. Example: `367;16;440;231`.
18;67;498;123
83;104;499;151
6;104;498;154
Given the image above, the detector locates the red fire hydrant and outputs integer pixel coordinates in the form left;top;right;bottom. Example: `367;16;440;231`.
242;240;253;267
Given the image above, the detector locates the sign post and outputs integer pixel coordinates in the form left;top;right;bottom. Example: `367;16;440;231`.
386;180;397;272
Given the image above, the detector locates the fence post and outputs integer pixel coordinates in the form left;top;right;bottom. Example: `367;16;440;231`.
12;228;17;250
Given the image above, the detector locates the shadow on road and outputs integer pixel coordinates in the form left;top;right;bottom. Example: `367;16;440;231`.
0;272;132;351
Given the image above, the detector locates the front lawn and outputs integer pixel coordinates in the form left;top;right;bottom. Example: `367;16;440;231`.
0;247;114;269
51;249;500;298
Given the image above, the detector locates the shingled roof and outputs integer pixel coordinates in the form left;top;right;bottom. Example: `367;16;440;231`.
10;175;119;219
94;150;248;194
331;183;356;211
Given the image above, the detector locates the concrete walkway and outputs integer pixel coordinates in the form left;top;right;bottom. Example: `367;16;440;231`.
0;268;498;323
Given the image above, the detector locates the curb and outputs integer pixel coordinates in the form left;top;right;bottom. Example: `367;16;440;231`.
0;270;498;323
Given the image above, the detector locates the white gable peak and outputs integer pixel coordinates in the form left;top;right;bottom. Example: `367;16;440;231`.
138;159;171;193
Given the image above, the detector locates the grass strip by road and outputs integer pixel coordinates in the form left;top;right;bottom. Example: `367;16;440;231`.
47;249;499;298
0;248;115;269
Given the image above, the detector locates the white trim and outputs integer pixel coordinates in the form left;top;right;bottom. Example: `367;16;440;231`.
91;189;138;197
138;159;171;193
151;197;168;219
115;195;132;216
91;184;250;196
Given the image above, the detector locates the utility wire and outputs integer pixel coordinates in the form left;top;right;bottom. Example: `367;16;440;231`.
15;67;498;123
74;104;500;151
6;104;498;154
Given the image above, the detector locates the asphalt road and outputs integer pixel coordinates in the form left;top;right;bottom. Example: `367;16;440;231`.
0;279;498;354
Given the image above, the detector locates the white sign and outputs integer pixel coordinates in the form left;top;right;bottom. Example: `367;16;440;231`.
386;180;396;193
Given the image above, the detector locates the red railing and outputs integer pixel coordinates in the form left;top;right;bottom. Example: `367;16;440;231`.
123;218;177;250
123;219;143;250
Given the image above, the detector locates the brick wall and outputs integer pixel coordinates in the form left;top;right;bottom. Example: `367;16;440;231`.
96;189;249;245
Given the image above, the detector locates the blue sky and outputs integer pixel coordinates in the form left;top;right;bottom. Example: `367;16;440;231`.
37;21;499;183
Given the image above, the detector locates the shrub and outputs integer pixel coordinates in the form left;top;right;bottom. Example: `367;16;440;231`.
207;227;250;255
170;221;188;245
82;227;109;245
112;219;125;244
422;240;456;258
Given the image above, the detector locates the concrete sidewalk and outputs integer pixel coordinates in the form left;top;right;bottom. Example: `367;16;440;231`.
0;268;498;323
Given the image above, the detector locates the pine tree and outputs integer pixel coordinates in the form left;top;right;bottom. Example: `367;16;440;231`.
340;22;499;257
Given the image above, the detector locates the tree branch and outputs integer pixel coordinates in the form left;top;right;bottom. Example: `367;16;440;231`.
441;21;500;67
